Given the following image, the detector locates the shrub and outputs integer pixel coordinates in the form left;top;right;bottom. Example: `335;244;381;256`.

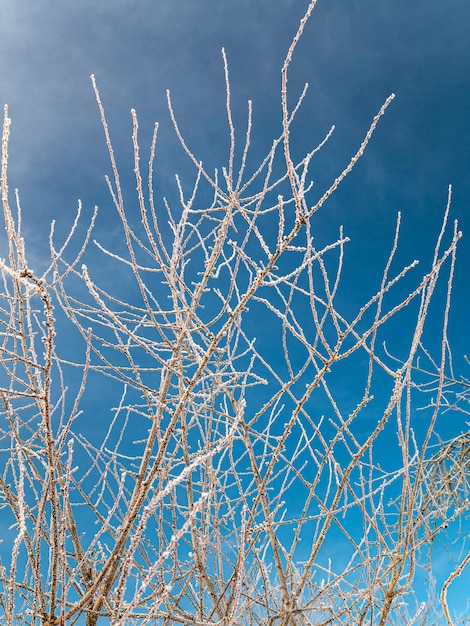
0;2;467;624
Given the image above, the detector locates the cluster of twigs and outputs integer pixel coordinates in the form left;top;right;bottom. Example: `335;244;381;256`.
0;1;468;624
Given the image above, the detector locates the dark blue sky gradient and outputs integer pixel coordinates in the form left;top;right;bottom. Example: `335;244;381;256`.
0;0;468;352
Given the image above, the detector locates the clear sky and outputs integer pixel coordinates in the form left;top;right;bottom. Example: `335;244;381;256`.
0;0;469;622
0;0;468;349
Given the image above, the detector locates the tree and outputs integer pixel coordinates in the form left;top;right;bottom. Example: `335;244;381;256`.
0;1;468;624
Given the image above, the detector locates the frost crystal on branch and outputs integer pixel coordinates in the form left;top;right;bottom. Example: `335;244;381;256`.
0;2;468;625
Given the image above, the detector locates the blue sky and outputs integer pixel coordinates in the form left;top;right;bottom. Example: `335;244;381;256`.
0;0;469;622
0;0;468;348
